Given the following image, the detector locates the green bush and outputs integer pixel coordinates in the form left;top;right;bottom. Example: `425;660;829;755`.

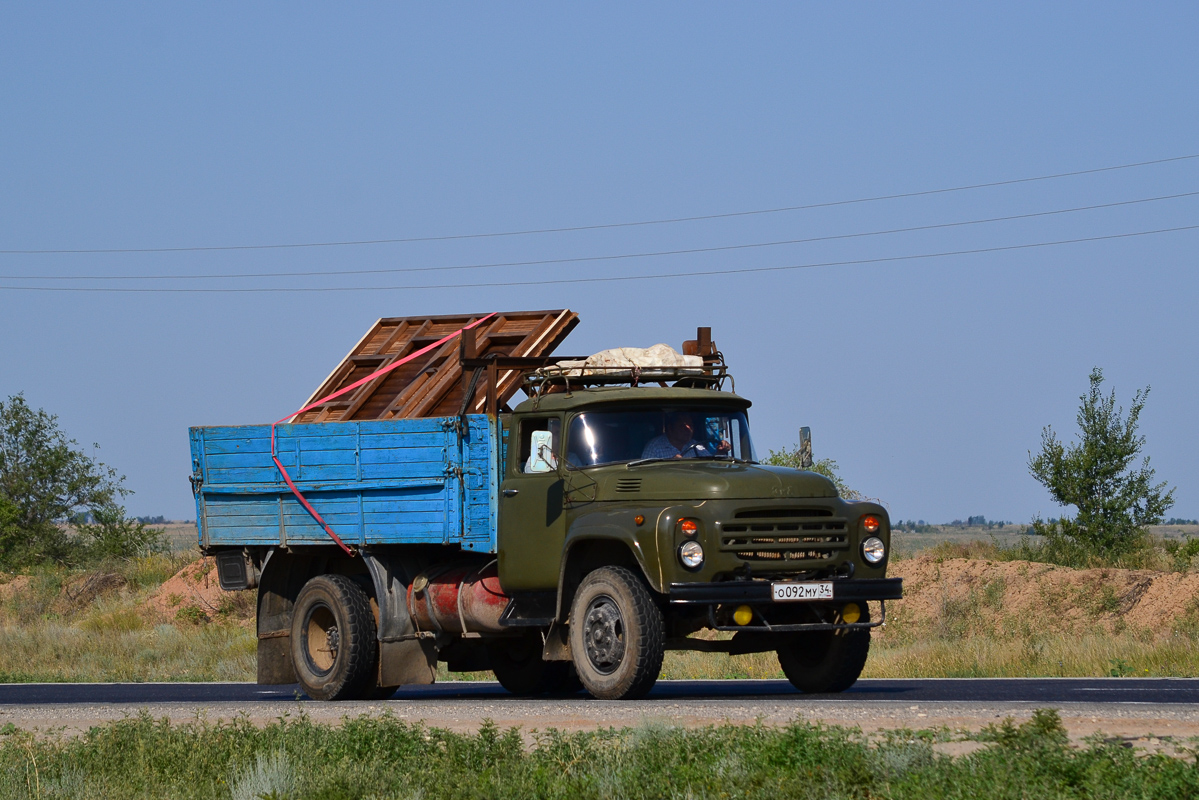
76;505;166;562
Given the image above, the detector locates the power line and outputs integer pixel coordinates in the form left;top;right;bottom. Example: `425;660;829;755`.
2;153;1196;256
5;190;1195;282
2;224;1194;293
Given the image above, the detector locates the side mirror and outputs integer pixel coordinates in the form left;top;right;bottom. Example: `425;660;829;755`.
798;427;813;469
525;430;558;473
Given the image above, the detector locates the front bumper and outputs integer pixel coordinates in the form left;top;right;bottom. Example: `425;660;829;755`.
668;577;903;604
666;577;903;633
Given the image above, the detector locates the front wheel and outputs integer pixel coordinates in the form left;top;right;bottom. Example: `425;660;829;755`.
777;607;871;694
569;566;664;700
290;574;378;700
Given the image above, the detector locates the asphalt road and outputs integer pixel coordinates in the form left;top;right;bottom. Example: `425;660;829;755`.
2;678;1198;706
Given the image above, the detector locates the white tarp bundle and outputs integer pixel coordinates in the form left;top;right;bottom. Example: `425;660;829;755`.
545;344;703;378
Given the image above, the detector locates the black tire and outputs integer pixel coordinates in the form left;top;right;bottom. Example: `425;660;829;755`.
290;574;378;701
487;634;582;696
549;664;585;697
569;566;664;700
777;606;871;694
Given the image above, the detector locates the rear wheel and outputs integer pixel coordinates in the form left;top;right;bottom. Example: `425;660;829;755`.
569;567;664;700
487;634;581;696
777;607;871;694
290;574;378;700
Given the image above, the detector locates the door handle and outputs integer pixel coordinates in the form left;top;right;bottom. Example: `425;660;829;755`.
502;488;519;497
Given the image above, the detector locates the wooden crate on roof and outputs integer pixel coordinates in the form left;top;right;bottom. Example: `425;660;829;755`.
292;309;579;422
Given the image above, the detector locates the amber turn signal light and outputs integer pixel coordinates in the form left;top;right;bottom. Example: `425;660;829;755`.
862;515;880;533
680;519;698;536
634;514;645;526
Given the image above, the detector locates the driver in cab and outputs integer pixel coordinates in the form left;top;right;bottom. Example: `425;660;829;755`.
640;412;731;459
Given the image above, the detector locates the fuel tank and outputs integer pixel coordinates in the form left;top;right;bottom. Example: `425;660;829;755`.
406;562;510;634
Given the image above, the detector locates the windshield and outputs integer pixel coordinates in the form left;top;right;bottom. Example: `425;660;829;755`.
566;407;756;467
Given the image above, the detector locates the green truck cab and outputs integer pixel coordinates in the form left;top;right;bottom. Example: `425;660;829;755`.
492;382;900;699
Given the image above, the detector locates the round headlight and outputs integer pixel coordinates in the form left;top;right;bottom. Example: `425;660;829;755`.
861;536;886;564
679;540;704;569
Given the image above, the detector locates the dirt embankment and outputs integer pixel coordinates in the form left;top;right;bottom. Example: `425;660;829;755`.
149;557;222;617
0;575;32;602
884;555;1199;638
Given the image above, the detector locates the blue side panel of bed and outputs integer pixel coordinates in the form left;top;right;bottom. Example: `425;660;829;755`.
189;416;499;552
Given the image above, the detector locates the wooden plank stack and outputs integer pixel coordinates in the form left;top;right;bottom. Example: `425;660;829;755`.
291;310;578;422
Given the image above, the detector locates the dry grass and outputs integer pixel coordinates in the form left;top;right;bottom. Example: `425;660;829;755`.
0;622;256;682
5;534;1199;683
0;551;256;682
654;631;1199;681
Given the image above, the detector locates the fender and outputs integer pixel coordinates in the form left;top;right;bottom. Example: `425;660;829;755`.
554;512;660;621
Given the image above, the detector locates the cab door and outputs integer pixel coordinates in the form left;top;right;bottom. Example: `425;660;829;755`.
497;416;568;591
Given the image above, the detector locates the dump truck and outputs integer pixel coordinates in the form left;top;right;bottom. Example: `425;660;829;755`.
188;310;902;700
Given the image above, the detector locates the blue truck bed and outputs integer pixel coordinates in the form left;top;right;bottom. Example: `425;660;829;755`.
188;415;500;552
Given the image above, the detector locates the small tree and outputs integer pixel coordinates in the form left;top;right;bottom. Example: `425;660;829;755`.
764;444;863;501
76;504;166;562
0;394;162;567
1028;368;1175;556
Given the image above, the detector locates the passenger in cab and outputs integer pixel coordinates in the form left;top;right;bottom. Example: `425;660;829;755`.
640;412;730;459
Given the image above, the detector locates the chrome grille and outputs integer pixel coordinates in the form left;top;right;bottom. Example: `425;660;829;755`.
719;509;848;563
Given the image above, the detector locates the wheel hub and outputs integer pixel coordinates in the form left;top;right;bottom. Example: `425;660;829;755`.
582;595;625;674
325;626;340;657
305;605;340;674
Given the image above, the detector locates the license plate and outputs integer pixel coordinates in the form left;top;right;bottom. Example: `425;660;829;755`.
771;581;833;602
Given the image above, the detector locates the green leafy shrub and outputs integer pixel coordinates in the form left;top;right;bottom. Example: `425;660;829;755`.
75;505;166;562
979;708;1069;751
175;604;209;625
1167;537;1199;572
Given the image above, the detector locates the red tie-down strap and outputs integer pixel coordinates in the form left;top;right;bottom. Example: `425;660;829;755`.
270;313;497;556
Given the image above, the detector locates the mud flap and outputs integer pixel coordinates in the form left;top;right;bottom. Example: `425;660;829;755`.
365;553;439;686
541;620;572;661
257;634;297;685
379;639;437;686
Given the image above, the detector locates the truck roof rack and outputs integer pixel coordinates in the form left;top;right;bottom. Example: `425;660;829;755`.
522;361;731;395
520;326;732;399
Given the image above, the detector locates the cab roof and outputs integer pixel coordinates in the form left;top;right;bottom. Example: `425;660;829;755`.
511;386;751;414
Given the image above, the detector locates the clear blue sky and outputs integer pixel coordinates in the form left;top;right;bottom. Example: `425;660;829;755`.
1;4;1195;523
